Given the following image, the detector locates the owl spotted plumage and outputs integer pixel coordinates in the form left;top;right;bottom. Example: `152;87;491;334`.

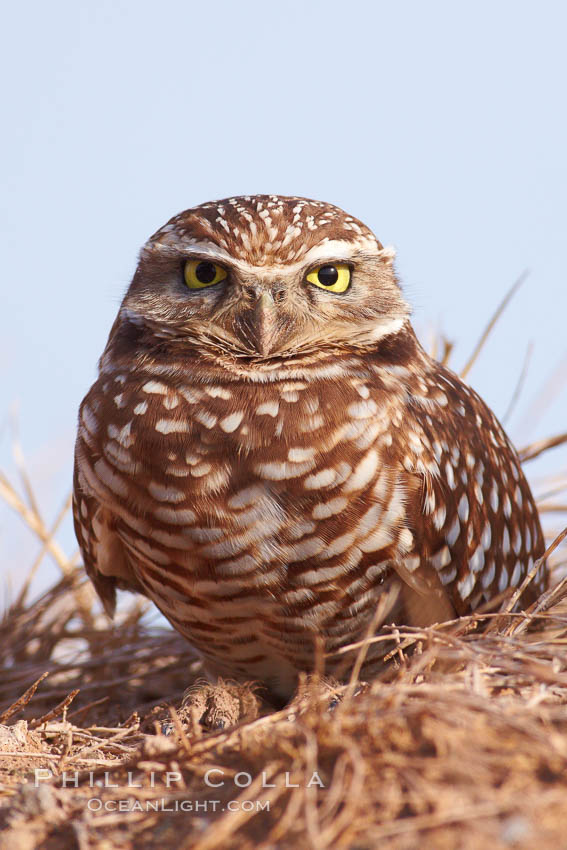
73;195;547;701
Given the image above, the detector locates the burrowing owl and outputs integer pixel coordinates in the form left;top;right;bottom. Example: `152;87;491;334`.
73;195;547;701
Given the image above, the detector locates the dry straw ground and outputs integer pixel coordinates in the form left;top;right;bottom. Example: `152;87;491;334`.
1;287;567;849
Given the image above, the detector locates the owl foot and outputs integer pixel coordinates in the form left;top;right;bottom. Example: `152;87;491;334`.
283;674;371;717
283;674;347;714
180;678;261;731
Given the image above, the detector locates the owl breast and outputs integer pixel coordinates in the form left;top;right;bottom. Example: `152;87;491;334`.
74;348;546;699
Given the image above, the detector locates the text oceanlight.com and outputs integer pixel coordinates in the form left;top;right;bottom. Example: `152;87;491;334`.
87;799;271;813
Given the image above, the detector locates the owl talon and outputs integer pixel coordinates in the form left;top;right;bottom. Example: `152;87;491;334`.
328;682;368;711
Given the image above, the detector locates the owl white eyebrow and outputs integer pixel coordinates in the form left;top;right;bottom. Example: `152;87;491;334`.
283;242;396;275
146;239;235;264
300;238;387;267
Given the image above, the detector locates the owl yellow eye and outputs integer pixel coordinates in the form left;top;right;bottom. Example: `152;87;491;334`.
184;259;228;289
306;263;351;293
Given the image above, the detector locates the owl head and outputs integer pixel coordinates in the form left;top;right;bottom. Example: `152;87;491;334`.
110;195;409;370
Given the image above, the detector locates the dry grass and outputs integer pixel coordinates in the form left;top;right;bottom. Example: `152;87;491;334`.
1;292;567;849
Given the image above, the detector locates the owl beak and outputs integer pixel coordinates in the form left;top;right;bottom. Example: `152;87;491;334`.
252;291;278;356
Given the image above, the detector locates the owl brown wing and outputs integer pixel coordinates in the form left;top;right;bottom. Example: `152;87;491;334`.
386;468;459;626
388;360;546;620
72;458;144;618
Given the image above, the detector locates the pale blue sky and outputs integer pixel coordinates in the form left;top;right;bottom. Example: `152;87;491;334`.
1;0;566;593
